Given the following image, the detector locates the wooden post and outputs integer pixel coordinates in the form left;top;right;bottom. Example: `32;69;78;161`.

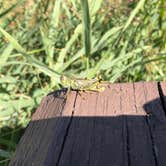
9;82;166;166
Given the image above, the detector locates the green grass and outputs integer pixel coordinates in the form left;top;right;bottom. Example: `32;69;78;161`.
0;0;166;164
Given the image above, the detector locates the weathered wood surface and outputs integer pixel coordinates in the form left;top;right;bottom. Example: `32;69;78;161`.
9;82;166;166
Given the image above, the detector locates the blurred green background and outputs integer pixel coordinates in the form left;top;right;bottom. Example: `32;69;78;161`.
0;0;166;164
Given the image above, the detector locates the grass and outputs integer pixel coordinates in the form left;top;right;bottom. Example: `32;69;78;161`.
0;0;166;164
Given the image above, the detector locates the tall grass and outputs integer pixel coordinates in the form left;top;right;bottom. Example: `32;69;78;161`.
0;0;166;164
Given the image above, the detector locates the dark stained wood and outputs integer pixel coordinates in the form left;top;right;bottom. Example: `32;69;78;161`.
148;82;166;166
9;82;166;166
9;90;77;166
123;82;156;166
159;82;166;115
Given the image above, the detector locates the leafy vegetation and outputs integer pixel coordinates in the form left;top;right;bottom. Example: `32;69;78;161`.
0;0;166;164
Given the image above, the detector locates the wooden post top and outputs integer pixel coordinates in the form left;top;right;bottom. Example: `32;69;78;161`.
9;82;166;166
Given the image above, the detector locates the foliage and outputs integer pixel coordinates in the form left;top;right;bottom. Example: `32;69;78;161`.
0;0;165;164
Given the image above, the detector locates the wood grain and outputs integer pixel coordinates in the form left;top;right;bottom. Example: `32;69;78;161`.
9;82;166;166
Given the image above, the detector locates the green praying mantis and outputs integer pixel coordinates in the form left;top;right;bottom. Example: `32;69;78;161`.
60;75;105;96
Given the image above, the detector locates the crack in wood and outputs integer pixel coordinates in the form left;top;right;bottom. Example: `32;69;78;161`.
157;82;166;117
125;116;131;166
133;83;138;114
56;91;78;166
143;82;159;166
145;115;159;166
120;85;130;166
